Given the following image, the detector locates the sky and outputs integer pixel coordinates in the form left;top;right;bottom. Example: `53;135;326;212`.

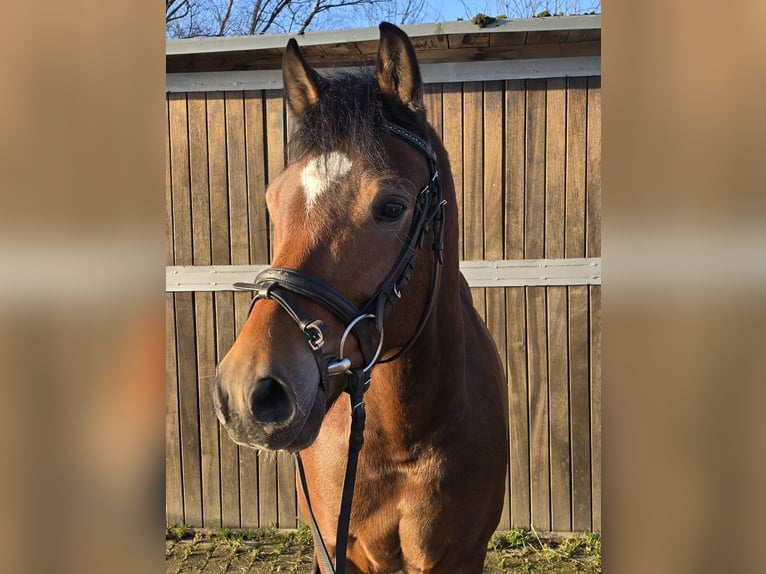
431;0;469;21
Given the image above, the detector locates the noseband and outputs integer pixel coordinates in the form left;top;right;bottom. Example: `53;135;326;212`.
233;120;445;574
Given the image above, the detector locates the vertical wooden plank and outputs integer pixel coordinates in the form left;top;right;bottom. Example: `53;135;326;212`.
505;80;526;260
566;77;592;531
423;83;443;140
194;291;219;527
569;286;591;531
506;289;529;528
504;79;530;528
226;92;249;266
208;92;241;527
545;78;566;259
545;78;571;532
463;82;485;318
165;100;175;268
526;287;549;532
463;82;483;263
442;84;464;257
483;81;504;263
165;292;184;525
188;93;222;528
259;90;285;527
524;80;546;260
482;80;508;528
169;94;193;267
165;99;184;526
590;285;602;531
169;93;203;527
240;90;268;528
524;79;550;531
565;78;587;258
548;283;570;533
245;91;270;266
277;451;297;527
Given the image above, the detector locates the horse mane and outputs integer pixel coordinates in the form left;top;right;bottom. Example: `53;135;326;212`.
288;68;423;170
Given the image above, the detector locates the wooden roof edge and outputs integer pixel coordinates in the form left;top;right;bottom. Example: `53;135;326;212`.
166;15;601;56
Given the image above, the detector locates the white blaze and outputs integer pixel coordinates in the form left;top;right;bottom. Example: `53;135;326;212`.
301;151;352;209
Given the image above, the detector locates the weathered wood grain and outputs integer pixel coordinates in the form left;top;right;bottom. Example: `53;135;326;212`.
165;100;184;525
566;77;592;531
244;91;270;265
504;79;530;529
546;77;571;532
188;93;221;527
169;94;204;526
165;73;602;533
165;293;184;525
525;80;550;531
423;83;443;140
569;285;592;531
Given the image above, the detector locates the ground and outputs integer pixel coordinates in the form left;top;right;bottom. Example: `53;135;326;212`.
165;525;601;573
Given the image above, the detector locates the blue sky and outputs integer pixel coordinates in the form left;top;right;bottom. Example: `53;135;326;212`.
431;0;468;21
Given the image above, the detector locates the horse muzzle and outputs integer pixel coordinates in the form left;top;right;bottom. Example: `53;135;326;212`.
214;366;327;452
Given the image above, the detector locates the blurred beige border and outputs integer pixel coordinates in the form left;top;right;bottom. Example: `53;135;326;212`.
0;3;165;574
605;1;766;573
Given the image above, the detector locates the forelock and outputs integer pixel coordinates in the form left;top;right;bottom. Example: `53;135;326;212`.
289;69;388;170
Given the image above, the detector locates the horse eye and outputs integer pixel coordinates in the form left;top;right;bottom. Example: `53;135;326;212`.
377;201;406;221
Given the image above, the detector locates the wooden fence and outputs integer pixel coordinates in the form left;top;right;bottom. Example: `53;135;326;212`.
166;22;601;535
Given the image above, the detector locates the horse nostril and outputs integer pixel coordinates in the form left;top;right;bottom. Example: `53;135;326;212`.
248;378;295;425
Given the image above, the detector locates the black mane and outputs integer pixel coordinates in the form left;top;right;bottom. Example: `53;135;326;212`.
289;68;421;169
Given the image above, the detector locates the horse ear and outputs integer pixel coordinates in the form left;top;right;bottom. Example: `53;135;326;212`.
283;38;321;116
376;22;423;111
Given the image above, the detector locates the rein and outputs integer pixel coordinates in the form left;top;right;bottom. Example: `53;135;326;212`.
233;120;445;574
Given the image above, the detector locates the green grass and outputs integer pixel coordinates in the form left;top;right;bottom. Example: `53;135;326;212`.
490;528;535;550
167;526;600;573
487;529;601;573
166;523;192;541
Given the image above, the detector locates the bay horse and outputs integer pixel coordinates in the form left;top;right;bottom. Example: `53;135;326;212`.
214;22;508;574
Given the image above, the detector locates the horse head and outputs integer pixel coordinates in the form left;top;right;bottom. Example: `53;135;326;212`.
214;23;448;452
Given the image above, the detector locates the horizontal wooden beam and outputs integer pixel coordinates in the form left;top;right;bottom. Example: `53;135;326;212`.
166;258;601;292
166;56;600;92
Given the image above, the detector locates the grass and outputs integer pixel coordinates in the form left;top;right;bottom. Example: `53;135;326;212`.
166;524;600;573
166;523;193;541
486;529;601;573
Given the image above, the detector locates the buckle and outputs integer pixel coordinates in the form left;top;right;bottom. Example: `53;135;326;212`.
304;320;326;351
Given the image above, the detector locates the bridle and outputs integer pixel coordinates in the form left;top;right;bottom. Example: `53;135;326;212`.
233;120;445;574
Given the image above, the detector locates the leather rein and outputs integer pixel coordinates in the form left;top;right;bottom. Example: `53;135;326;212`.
233;120;445;574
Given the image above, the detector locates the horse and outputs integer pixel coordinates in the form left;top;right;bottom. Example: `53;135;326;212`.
214;22;508;574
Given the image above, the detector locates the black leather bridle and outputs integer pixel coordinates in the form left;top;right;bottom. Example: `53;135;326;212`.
233;120;446;574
